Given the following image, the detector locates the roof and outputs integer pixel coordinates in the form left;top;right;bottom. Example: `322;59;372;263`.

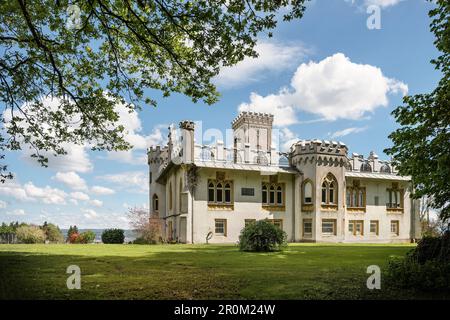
345;171;411;181
194;160;297;175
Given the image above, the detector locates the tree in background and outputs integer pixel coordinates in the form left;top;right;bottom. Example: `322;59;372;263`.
41;221;64;243
128;207;162;244
385;0;450;221
0;0;307;181
67;225;79;240
16;225;46;243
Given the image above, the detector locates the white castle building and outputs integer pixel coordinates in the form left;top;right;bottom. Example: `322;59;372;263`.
148;112;421;243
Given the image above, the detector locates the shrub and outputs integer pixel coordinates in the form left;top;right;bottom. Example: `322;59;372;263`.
71;230;96;244
16;225;46;244
239;220;287;252
101;229;125;244
387;231;450;291
68;232;80;244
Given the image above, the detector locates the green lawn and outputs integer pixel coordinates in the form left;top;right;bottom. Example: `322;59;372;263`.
0;243;444;300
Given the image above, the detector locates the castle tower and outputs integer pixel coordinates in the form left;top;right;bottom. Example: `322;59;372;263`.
290;140;349;242
231;112;274;153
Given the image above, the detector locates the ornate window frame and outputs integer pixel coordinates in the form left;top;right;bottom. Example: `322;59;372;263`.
208;179;234;210
261;182;285;211
346;180;366;213
320;173;338;211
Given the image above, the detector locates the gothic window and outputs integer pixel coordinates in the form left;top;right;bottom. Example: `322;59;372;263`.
321;182;327;204
216;183;223;203
380;164;391;173
262;182;285;207
224;183;231;203
346;181;366;209
386;183;403;210
208;182;215;202
262;185;268;204
321;173;338;207
269;185;275;204
303;180;313;204
276;186;283;205
208;179;233;205
152;194;159;212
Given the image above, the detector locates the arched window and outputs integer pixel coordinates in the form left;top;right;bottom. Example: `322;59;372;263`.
276;186;283;205
329;181;335;204
358;190;364;207
216;183;223;203
321;182;327;204
262;185;268;204
208;182;215;202
224;183;231;203
269;185;275;204
303;181;313;204
321;173;338;206
346;189;351;206
152;194;159;212
380;164;391;173
169;183;173;210
360;162;372;172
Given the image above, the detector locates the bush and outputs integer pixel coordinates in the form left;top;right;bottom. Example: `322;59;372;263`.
16;225;46;244
70;230;96;244
101;229;125;244
239;220;287;252
68;232;80;244
387;231;450;291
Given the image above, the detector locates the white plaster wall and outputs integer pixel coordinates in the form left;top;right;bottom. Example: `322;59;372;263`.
191;169;294;244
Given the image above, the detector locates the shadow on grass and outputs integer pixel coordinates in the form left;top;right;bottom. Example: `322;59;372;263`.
0;244;446;300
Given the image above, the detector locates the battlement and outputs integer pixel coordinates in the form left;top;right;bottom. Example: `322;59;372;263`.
148;145;169;165
291;139;348;157
231;111;274;129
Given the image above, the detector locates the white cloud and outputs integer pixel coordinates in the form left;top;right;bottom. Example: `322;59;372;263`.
365;0;404;8
0;181;67;205
70;191;90;201
6;209;26;216
90;186;115;196
89;199;103;207
97;171;148;194
0;200;6;208
106;102;167;164
215;41;309;88
330;126;368;139
274;128;300;152
239;53;408;125
53;171;87;190
82;209;98;219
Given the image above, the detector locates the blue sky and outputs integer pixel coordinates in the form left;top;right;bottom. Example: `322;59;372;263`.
0;0;441;228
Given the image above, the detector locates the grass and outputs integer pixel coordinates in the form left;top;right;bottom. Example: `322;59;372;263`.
0;243;446;300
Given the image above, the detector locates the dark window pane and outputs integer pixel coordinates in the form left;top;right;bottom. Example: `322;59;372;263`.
225;189;231;203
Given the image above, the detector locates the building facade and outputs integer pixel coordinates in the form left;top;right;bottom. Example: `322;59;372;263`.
148;112;421;244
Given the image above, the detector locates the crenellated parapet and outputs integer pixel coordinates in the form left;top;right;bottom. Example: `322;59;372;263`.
231;111;274;129
290;139;348;167
147;145;169;165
